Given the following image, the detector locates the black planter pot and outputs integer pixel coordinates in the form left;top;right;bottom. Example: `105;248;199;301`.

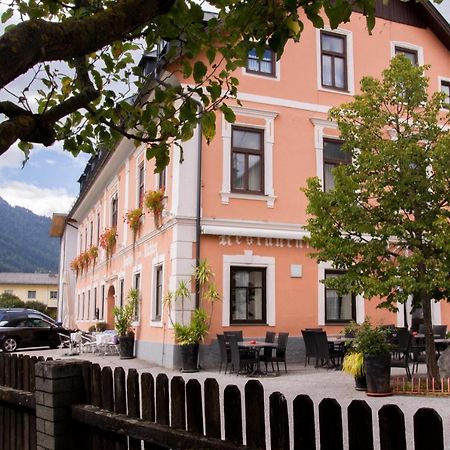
364;354;391;396
180;343;199;373
354;374;367;391
118;335;135;359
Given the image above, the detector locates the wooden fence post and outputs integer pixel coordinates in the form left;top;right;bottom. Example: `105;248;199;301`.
270;391;290;450
34;359;91;450
414;408;444;450
378;404;406;450
348;400;374;450
319;398;343;450
293;394;315;450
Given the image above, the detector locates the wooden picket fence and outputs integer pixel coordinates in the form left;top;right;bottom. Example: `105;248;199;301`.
0;353;447;449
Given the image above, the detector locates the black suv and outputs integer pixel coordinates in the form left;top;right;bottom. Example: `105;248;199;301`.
0;308;59;326
0;309;67;352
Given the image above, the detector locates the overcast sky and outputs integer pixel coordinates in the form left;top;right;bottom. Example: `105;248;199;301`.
0;2;449;217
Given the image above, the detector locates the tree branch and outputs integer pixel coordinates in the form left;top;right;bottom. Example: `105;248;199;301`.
0;0;175;89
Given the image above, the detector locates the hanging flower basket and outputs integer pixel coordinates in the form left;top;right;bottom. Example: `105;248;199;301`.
99;227;117;261
88;246;99;266
124;207;144;243
144;189;165;228
70;257;81;277
79;251;90;272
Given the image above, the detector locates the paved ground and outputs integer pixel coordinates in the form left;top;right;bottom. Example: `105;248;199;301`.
17;347;450;450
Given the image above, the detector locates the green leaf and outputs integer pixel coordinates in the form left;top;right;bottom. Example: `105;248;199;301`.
220;104;235;123
193;61;207;83
1;9;13;23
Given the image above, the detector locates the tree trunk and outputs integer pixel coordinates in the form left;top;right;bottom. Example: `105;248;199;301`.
420;294;440;382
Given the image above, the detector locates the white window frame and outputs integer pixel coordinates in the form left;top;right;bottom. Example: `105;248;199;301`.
222;250;275;326
318;262;364;326
132;266;142;325
221;106;278;207
117;275;125;308
151;254;165;327
390;41;424;65
316;27;354;96
136;160;145;208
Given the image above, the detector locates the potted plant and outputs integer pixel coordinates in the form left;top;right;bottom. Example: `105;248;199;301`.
124;207;143;245
112;288;139;359
349;319;392;396
99;227;117;262
342;351;366;391
70;256;81;277
165;260;219;372
144;189;165;228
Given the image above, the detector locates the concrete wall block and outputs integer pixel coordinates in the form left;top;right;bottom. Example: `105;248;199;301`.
35;391;45;405
35;360;82;380
36;378;74;394
44;420;71;437
43;391;78;408
36;418;46;433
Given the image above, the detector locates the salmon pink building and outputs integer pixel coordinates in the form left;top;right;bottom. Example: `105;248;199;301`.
56;0;450;368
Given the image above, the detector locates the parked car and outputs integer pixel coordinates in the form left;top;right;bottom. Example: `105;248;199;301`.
0;316;69;352
0;308;60;327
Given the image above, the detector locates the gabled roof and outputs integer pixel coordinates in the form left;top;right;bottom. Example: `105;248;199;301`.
0;272;59;286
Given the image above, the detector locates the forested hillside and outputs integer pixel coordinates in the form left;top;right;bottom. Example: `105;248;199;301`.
0;197;59;272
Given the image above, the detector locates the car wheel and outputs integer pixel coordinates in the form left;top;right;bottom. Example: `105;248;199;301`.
2;337;18;353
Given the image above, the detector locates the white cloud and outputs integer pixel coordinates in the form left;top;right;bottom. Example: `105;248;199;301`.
0;145;26;172
0;181;75;217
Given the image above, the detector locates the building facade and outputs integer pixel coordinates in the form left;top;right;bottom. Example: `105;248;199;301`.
61;0;450;368
0;273;59;312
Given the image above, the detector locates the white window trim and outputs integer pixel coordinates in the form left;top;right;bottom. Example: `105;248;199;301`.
316;27;355;96
151;254;165;327
311;118;340;189
132;264;142;326
117;274;125;308
222;250;275;326
318;262;364;326
136;160;145;207
438;76;450;110
221;106;278;208
391;41;424;65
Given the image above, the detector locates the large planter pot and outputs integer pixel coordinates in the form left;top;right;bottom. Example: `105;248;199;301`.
180;343;199;373
118;335;135;359
364;354;391;396
354;374;367;391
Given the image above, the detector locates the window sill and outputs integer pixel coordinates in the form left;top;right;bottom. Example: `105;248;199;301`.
318;86;353;96
150;320;163;328
220;192;276;208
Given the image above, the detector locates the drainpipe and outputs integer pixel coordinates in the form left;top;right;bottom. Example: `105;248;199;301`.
192;98;203;309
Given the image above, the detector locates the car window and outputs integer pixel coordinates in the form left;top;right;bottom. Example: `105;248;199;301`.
17;319;29;327
29;319;52;328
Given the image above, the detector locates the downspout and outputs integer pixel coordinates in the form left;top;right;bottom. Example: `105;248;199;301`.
192;99;203;309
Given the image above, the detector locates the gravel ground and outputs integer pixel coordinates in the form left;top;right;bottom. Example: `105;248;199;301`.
17;348;450;450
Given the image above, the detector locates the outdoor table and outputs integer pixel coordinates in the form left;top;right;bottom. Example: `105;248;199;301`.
327;335;351;353
238;341;278;377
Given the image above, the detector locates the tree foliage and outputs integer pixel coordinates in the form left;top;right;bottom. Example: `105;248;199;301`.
0;0;379;169
303;56;450;379
0;292;25;308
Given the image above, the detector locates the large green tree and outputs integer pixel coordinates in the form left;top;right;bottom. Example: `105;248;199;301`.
304;56;450;380
0;0;380;169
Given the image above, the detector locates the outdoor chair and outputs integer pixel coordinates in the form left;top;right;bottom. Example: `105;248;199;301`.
390;328;412;379
314;331;344;369
224;330;243;341
261;331;276;371
301;329;318;366
271;332;289;373
228;334;257;375
432;325;447;338
217;334;230;373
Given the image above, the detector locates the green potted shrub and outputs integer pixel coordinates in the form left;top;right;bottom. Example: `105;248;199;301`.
342;351;366;391
349;319;392;396
113;288;139;359
165;260;219;372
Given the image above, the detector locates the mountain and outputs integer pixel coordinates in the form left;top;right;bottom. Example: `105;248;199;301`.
0;197;59;273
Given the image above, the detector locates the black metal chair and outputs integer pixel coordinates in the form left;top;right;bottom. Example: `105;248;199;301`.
301;329;318;366
272;332;289;373
432;325;447;338
313;331;344;369
228;334;257;375
261;331;276;371
224;330;243;341
217;334;230;374
390;328;412;379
